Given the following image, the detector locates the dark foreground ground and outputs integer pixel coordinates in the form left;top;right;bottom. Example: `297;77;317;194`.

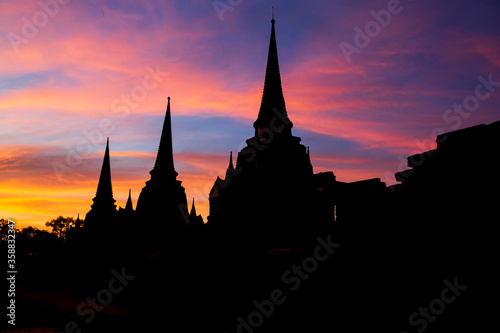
1;211;498;333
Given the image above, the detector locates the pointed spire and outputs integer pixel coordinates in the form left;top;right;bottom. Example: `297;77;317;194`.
254;13;292;136
125;189;133;211
93;138;115;206
227;151;235;172
189;198;197;217
152;97;178;179
75;213;81;228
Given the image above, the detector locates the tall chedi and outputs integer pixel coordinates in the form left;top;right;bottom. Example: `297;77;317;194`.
253;14;293;138
208;16;336;249
136;97;188;242
84;138;117;239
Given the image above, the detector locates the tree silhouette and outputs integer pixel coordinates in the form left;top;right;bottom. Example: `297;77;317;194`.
0;218;9;231
19;226;54;240
0;218;17;241
45;216;76;239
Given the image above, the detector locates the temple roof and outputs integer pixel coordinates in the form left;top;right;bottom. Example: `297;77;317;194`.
151;97;178;179
227;151;234;172
253;16;292;135
93;138;115;206
125;189;133;211
189;198;197;217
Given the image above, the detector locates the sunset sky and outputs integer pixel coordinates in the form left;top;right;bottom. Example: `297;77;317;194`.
1;0;499;229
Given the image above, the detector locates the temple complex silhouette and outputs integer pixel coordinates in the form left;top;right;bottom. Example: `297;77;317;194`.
80;16;387;251
79;16;499;255
12;15;498;333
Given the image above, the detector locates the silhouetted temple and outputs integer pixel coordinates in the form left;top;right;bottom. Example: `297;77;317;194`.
16;13;499;333
188;198;204;228
83;138;117;240
117;189;136;238
73;14;498;275
80;98;191;248
135;97;188;243
208;18;338;248
78;18;391;251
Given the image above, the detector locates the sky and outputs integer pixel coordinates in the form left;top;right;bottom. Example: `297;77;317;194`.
1;0;499;230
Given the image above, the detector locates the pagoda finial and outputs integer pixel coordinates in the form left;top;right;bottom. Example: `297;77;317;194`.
227;151;235;172
125;189;133;211
253;15;293;137
93;137;115;207
151;96;178;179
190;197;197;217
